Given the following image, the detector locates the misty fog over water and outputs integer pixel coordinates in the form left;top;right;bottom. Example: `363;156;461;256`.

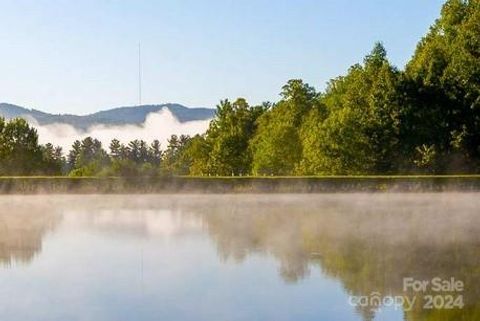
0;194;479;321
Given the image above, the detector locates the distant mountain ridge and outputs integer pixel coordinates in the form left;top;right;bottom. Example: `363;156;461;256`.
0;103;215;130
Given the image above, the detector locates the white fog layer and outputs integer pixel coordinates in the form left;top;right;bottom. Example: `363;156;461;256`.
33;109;211;151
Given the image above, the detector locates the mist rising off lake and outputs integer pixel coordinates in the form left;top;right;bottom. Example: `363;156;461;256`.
0;194;478;321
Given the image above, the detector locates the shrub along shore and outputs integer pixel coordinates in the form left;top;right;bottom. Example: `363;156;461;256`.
1;176;480;194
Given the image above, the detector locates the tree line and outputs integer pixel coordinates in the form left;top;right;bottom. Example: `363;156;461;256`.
1;0;479;176
0;120;193;176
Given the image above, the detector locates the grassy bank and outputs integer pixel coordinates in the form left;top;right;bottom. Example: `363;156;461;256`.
1;175;480;194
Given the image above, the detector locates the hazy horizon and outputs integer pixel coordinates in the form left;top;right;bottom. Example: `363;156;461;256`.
0;101;214;116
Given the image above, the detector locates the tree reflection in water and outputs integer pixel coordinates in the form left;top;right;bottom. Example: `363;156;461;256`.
0;196;61;266
178;194;480;321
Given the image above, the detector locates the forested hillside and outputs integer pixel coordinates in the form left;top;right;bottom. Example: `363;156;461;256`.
0;103;214;129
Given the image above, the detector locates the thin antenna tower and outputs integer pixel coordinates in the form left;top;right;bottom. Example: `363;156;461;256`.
138;42;142;106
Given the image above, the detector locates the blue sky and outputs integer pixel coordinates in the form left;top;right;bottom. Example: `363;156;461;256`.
0;0;445;114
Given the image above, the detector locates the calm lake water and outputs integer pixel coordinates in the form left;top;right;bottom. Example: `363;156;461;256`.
0;194;479;321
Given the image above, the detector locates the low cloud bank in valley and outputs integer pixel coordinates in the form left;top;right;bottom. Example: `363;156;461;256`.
33;109;211;152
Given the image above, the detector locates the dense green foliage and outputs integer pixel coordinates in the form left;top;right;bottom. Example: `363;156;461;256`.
0;118;63;175
178;0;480;176
190;98;267;176
1;0;479;177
